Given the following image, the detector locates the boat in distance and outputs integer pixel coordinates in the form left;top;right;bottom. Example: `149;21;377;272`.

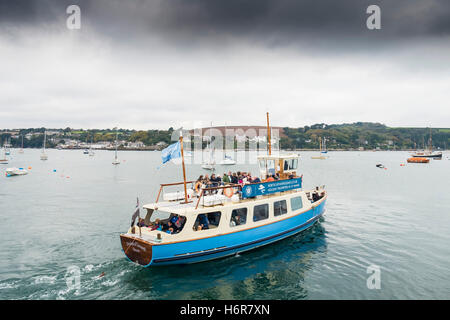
120;113;327;267
5;167;28;176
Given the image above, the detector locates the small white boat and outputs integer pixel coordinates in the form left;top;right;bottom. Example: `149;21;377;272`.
219;124;236;165
219;155;236;165
202;122;215;170
201;163;215;170
6;167;28;176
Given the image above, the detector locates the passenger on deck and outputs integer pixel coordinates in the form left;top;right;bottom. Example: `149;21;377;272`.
194;176;203;194
137;218;148;227
265;175;275;182
150;219;162;231
251;176;261;183
222;172;230;184
230;214;242;227
231;173;238;184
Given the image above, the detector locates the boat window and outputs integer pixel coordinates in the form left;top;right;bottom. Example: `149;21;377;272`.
194;211;221;231
267;160;275;176
230;208;247;227
274;200;288;216
284;159;298;171
292;159;298;170
290;196;303;211
148;209;171;222
259;159;267;177
253;204;269;222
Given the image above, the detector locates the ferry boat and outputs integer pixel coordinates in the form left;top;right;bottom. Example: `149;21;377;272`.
120;114;327;267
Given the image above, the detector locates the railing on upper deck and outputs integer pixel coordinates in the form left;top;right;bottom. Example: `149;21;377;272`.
155;175;303;210
155;181;195;203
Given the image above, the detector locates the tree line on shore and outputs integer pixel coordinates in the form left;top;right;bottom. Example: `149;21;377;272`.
1;123;449;150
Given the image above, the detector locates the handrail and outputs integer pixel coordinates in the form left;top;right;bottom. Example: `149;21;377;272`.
156;180;195;203
195;184;242;209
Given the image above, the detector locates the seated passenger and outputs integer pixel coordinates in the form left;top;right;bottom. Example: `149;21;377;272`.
176;215;186;229
312;192;319;202
265;175;275;182
198;214;210;230
252;176;261;183
137;218;149;227
222;173;230;184
151;219;163;231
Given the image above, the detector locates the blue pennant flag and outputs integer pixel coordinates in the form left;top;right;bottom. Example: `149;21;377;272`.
161;141;181;164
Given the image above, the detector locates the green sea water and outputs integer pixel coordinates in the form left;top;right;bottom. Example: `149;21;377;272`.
0;149;449;299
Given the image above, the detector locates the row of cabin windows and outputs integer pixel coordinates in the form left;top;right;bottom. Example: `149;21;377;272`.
194;196;303;231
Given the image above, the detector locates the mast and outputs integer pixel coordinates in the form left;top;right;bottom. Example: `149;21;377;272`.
266;112;272;155
428;127;432;152
179;132;190;203
43;131;46;152
115;130;118;160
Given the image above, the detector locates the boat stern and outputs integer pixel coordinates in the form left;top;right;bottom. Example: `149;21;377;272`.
120;234;153;266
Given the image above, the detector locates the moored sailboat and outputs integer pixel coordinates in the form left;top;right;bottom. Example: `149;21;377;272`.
112;129;120;165
120;113;327;267
18;135;24;153
202;123;216;170
311;137;327;159
40;131;48;160
411;128;442;159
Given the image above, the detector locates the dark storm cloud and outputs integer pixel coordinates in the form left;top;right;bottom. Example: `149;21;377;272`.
2;0;450;43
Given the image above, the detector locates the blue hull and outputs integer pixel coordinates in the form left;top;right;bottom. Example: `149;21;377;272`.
134;199;326;266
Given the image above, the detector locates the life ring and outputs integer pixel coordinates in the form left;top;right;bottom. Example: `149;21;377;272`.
224;187;234;198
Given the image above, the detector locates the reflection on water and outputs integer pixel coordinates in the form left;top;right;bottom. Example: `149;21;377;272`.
123;222;327;300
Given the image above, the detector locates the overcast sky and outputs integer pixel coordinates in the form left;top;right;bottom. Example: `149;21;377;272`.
0;0;449;130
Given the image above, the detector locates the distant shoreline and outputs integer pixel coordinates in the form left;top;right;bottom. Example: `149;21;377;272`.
9;147;448;152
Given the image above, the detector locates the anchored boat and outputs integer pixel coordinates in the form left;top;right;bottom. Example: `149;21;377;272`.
6;167;28;176
411;128;442;159
407;157;429;163
120;113;327;266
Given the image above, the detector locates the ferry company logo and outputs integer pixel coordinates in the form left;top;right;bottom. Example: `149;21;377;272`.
258;184;266;194
244;186;254;197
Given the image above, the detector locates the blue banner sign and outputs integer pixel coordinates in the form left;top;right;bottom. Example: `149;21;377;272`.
241;177;302;198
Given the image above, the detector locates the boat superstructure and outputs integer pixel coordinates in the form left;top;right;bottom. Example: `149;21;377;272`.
120;113;327;267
